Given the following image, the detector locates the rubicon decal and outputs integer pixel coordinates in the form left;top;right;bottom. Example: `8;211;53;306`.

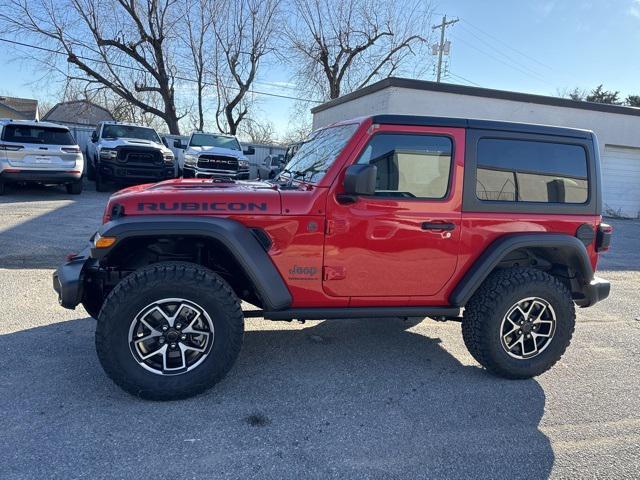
137;202;268;212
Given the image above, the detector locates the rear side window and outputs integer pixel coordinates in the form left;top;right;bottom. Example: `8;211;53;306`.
2;125;75;145
476;139;588;204
356;133;453;199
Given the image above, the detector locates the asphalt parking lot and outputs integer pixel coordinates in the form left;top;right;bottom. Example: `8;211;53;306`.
1;182;639;480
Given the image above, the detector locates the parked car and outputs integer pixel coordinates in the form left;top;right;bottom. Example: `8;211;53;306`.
283;140;303;164
54;114;611;400
0;119;83;195
257;153;285;180
175;132;254;180
86;121;176;191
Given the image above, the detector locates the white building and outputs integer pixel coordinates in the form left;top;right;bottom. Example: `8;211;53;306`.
311;77;640;218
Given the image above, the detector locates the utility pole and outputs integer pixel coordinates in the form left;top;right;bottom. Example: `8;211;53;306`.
432;15;459;82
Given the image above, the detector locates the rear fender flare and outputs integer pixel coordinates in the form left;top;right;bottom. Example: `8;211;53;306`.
450;233;594;307
92;215;292;311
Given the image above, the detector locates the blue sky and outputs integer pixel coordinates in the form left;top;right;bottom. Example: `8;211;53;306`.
1;0;639;136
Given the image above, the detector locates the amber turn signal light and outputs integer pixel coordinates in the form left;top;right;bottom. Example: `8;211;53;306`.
94;236;117;248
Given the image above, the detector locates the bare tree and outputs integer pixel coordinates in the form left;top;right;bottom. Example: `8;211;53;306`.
210;0;281;135
239;117;276;144
0;0;186;133
184;0;213;131
286;0;433;100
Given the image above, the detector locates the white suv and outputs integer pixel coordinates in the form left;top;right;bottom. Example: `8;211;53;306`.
0;119;83;195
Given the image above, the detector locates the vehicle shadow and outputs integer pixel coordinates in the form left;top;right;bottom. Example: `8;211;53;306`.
0;316;554;480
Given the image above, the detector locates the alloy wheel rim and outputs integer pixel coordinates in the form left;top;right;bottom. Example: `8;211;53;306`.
500;297;556;360
128;298;214;375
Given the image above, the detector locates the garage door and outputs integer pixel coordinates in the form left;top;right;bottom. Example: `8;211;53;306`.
601;145;640;218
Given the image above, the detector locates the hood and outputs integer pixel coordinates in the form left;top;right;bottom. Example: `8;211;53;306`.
99;137;171;153
103;178;281;222
186;145;246;159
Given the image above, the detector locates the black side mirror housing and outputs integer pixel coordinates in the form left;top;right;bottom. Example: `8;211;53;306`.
173;139;185;149
243;146;255;155
91;133;98;143
342;164;377;196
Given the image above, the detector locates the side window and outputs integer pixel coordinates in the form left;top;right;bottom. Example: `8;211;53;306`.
356;133;453;199
476;139;588;204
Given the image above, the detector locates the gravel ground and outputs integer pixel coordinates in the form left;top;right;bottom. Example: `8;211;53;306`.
0;182;639;480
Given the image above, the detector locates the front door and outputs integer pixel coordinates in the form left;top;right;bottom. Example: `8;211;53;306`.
323;126;464;298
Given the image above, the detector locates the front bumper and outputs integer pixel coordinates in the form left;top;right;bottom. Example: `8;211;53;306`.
183;165;249;180
1;170;82;184
98;162;176;182
576;276;611;308
52;247;93;309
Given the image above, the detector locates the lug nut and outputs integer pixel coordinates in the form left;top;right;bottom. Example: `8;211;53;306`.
158;337;165;344
162;325;168;331
526;334;531;339
181;334;187;341
520;321;524;325
170;343;177;349
518;330;522;334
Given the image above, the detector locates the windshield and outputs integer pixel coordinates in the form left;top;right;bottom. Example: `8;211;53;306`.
2;125;75;145
102;124;160;143
190;133;241;150
280;123;359;184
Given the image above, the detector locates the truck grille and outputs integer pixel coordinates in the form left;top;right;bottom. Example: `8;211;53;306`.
118;148;162;166
198;155;238;171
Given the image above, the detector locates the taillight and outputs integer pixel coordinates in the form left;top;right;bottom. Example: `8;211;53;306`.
596;223;613;252
0;144;24;151
62;146;81;153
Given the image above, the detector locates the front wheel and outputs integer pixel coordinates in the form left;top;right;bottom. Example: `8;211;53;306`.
95;262;244;400
66;179;83;194
462;267;575;379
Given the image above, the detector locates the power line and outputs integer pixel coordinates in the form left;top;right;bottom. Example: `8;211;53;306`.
446;71;482;87
0;37;322;104
461;19;555;71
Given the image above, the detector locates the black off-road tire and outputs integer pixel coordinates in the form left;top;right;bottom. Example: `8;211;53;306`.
462;267;575;379
95;170;108;192
0;180;4;195
66;179;83;195
95;262;244;400
86;152;96;181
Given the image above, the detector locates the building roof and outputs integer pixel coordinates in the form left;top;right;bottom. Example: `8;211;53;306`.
310;77;640;117
42;100;114;126
0;96;38;120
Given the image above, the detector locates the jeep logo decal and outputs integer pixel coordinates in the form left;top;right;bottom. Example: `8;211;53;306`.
137;202;268;212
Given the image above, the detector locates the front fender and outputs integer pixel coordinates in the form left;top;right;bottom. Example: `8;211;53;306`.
92;216;292;311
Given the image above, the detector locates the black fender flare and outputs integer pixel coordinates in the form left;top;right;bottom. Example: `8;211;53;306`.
450;233;594;307
92;215;292;311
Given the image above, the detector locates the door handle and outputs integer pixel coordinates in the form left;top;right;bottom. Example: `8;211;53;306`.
421;222;456;231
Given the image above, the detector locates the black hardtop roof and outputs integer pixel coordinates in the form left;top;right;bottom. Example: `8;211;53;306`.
371;114;593;139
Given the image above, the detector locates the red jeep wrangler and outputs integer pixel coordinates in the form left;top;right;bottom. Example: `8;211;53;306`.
53;115;612;400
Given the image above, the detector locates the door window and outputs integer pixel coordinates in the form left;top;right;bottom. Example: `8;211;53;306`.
356;133;453;199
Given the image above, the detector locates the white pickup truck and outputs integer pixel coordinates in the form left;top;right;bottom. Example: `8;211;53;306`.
86;121;176;191
174;132;254;180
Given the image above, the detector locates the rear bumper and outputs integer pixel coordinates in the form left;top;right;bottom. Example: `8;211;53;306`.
52;247;93;309
1;170;81;183
576;276;611;308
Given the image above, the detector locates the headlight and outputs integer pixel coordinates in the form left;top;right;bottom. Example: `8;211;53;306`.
238;159;249;168
184;154;197;165
163;152;174;164
99;148;117;160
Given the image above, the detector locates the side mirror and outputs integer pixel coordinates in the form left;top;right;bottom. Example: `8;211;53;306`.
173;139;185;149
91;132;98;143
243;146;255;155
342;164;377;196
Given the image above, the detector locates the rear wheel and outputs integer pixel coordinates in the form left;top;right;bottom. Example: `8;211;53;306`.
462;267;575;379
95;262;244;400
